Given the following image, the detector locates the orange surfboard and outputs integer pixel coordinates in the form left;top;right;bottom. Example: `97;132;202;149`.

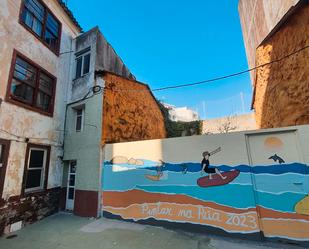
197;170;240;187
145;174;161;181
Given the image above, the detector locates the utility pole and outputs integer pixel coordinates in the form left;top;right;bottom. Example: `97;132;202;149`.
240;92;245;113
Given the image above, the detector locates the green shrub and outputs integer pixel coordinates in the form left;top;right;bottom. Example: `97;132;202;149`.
158;102;202;138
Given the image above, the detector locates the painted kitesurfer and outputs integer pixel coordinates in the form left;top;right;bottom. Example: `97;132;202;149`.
201;148;227;180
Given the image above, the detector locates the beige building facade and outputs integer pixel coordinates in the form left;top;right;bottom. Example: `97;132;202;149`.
0;0;81;234
202;113;257;134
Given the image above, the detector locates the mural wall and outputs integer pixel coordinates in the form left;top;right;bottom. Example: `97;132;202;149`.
102;125;309;244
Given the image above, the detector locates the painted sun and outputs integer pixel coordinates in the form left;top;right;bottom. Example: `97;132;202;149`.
264;136;283;150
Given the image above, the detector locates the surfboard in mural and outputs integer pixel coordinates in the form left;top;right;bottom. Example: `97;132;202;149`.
103;159;309;239
197;170;240;187
198;147;240;187
145;174;161;181
144;159;166;181
102;131;309;244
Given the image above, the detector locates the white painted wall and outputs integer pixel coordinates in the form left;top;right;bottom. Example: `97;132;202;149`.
163;103;199;122
104;125;309;168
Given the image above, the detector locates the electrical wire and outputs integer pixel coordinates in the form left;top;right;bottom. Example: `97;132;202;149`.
7;0;308;92
104;44;309;92
0;129;63;147
59;50;74;55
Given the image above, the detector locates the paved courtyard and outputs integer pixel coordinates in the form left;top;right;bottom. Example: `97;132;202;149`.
0;213;304;249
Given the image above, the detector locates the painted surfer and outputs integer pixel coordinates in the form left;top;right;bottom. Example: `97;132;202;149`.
201;147;227;180
156;160;165;178
145;160;166;181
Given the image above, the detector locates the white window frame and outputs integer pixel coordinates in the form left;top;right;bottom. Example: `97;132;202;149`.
75;108;84;132
75;47;91;79
25;148;47;193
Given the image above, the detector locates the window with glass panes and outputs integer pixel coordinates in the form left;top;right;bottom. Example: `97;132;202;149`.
20;0;61;53
75;108;84;132
24;145;50;193
75;47;91;79
8;51;56;115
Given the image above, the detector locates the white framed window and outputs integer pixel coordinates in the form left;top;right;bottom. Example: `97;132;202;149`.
75;108;84;132
24;146;49;193
75;47;91;79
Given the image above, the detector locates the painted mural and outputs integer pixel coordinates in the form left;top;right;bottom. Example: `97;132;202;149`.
102;130;309;244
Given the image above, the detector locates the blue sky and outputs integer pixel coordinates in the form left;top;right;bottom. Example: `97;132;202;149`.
67;0;253;119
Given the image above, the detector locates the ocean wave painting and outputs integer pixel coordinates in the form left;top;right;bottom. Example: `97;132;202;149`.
103;161;309;212
102;159;309;242
102;127;309;244
104;161;309;175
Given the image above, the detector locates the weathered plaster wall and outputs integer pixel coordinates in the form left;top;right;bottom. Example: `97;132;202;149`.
64;93;102;191
68;27;135;103
63;26;136;217
238;0;300;82
102;73;166;144
102;125;309;245
68;28;97;102
254;4;309;128
0;0;80;198
0;0;80;233
96;32;135;80
63;90;103;217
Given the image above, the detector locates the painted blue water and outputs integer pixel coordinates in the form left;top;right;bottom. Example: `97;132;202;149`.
136;185;305;212
136;184;256;209
141;162;309;175
102;162;309;213
103;165;308;193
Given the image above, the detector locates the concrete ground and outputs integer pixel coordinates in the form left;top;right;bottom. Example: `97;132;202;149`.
0;213;304;249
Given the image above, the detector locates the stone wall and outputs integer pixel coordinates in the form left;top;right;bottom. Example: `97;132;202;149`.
102;73;166;143
0;188;60;234
254;4;309;128
238;0;300;82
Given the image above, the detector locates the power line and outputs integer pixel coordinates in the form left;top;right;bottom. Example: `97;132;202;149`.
6;0;308;92
153;44;309;91
7;0;308;92
104;44;309;93
0;129;63;147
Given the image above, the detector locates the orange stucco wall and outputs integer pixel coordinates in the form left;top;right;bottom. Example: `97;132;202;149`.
238;0;300;83
101;73;166;144
254;4;309;128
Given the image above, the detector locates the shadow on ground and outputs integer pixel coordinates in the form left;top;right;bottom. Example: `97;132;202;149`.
0;213;304;249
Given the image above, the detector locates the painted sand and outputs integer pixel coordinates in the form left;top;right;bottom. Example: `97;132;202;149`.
102;160;309;241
